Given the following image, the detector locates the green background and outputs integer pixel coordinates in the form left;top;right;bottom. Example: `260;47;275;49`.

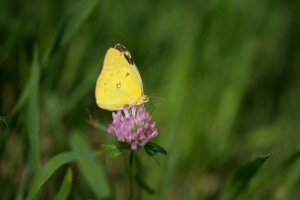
1;0;300;199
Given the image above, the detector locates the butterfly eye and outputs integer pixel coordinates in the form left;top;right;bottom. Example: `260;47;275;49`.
144;96;150;102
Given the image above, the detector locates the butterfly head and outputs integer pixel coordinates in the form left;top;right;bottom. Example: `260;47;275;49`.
138;95;149;105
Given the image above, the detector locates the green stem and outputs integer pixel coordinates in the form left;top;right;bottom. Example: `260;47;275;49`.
128;150;134;200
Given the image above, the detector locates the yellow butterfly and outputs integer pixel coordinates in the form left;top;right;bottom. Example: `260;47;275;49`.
95;44;149;111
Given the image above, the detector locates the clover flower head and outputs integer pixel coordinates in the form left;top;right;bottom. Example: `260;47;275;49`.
108;105;158;150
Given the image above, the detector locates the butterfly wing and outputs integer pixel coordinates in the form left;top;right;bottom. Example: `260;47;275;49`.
113;44;144;93
95;46;143;111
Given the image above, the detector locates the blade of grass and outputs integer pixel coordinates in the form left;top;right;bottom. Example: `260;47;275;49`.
25;151;96;200
9;83;31;117
248;150;300;196
69;132;111;199
41;0;99;68
27;44;40;174
218;154;271;200
282;158;300;198
55;168;73;200
15;163;31;200
10;0;99;118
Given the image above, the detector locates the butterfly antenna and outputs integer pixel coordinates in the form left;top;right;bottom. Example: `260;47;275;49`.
149;94;167;101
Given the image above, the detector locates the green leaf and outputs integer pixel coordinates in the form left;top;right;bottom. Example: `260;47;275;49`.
55;168;73;200
69;132;111;199
100;144;118;150
219;154;271;200
25;151;96;200
107;150;122;160
145;142;168;156
144;146;162;167
151;153;161;167
144;146;156;156
27;45;41;174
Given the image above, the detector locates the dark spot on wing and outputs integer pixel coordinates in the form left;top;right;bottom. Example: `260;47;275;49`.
125;72;130;77
114;44;128;53
124;54;134;65
116;82;121;89
114;44;135;65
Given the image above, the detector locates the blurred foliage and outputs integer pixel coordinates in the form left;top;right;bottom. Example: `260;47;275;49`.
1;0;300;199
